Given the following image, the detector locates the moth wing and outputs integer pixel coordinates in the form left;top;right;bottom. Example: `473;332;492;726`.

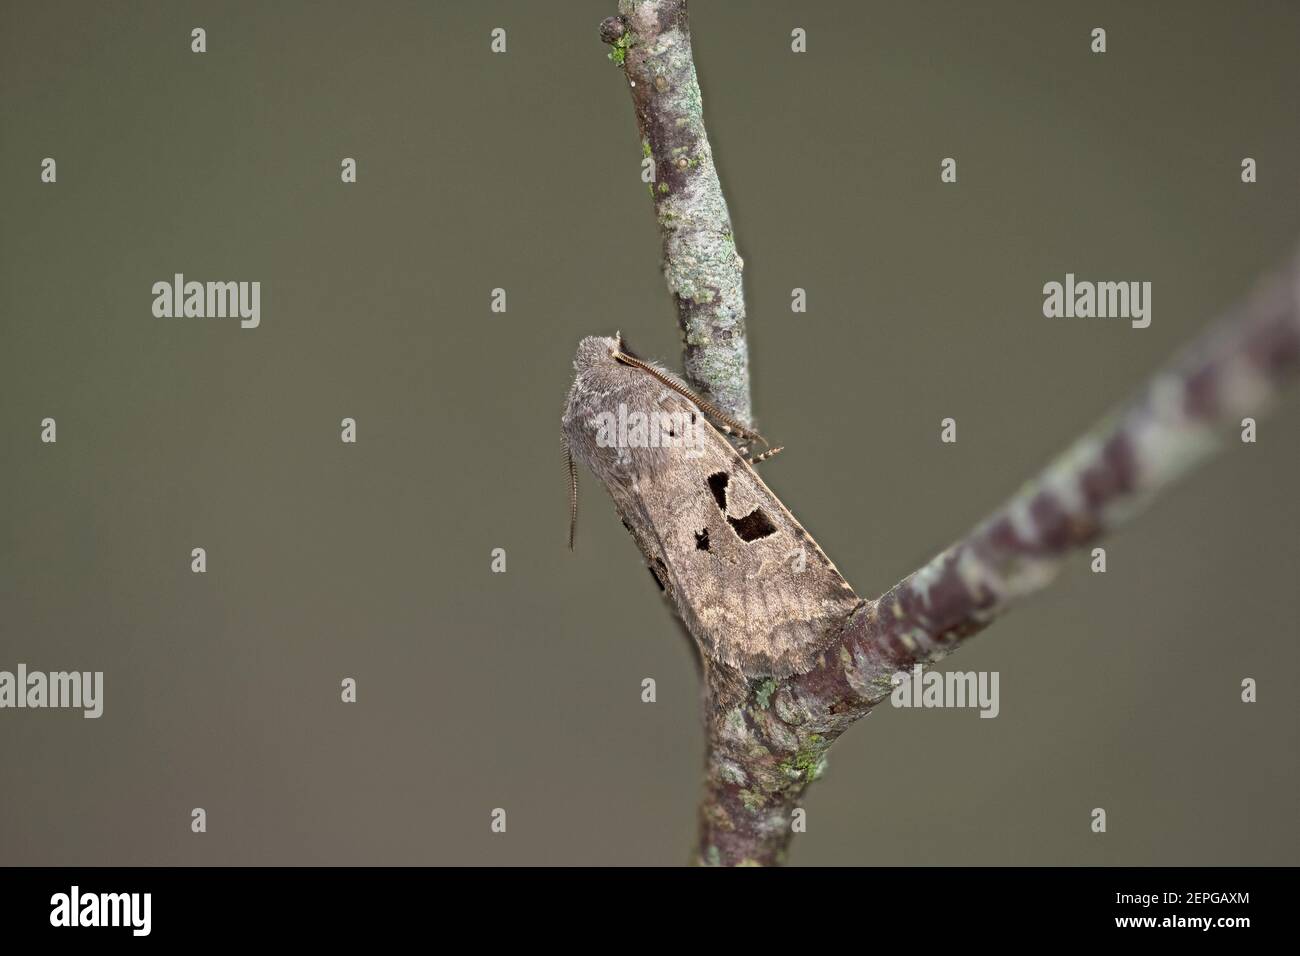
636;391;860;677
561;341;860;678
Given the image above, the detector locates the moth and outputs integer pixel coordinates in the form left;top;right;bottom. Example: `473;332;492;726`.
562;335;861;678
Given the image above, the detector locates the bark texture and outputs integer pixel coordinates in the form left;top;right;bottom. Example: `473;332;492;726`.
602;0;753;427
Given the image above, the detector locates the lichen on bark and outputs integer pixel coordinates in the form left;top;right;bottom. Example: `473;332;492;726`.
602;0;753;428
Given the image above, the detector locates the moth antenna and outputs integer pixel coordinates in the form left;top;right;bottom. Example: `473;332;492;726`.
563;437;578;550
748;446;784;465
612;350;770;449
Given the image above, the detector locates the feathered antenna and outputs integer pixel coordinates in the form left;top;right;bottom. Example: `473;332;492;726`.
563;435;578;550
610;345;770;450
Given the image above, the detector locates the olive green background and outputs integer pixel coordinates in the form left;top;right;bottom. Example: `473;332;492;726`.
2;0;1297;866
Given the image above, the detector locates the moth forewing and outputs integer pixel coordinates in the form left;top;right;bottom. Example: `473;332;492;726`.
562;335;860;677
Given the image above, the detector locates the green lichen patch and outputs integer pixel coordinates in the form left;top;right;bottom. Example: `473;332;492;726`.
779;735;829;784
754;678;777;710
607;31;635;66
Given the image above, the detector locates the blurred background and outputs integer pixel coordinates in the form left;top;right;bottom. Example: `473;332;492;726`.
1;0;1297;865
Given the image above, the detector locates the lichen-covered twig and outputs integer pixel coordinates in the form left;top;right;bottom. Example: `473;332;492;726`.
696;253;1300;865
601;0;753;427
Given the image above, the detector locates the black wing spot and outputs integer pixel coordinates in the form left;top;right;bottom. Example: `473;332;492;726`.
728;508;777;542
695;528;710;551
707;472;729;512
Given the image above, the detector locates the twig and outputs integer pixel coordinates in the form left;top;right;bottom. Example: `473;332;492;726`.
602;0;753;427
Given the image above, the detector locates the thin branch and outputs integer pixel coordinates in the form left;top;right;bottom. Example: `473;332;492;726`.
697;253;1300;865
602;0;753;427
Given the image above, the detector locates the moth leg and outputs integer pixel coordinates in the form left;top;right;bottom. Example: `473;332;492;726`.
714;419;770;450
748;446;784;466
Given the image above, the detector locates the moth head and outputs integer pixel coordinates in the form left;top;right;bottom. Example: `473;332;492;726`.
573;335;621;373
